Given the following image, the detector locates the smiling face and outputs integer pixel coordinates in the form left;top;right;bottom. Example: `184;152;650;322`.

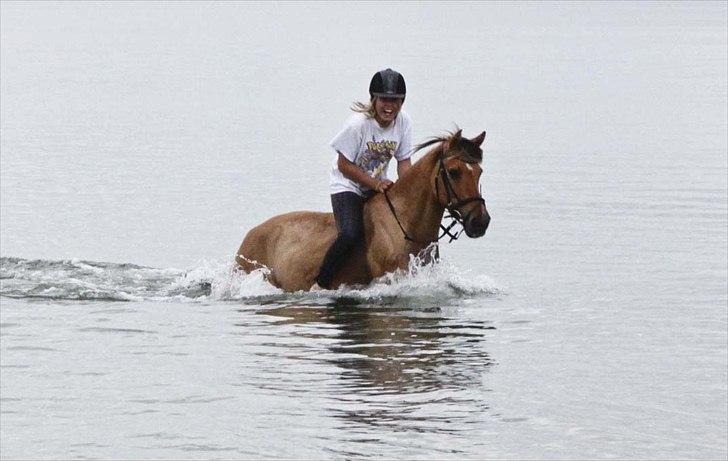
373;96;403;127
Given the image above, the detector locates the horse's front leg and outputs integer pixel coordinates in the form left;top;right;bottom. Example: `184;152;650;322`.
366;233;407;279
378;244;438;279
367;254;408;280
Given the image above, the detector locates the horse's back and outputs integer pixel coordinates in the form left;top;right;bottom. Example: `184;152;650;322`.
236;211;338;291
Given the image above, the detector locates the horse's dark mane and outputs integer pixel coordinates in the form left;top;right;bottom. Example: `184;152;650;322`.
412;130;483;164
412;136;445;154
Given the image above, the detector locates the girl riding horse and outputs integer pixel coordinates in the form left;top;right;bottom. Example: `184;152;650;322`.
236;128;490;292
311;68;414;290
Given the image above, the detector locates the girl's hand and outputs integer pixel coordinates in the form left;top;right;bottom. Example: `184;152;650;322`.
375;179;394;193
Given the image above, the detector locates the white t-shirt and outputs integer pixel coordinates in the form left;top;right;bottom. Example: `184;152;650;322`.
328;110;413;196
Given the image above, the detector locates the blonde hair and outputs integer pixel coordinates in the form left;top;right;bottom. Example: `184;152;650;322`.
350;97;376;118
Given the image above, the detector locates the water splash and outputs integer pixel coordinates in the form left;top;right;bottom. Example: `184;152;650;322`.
338;257;500;301
0;255;500;303
0;257;190;302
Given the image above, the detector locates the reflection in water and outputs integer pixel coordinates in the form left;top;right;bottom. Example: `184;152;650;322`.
245;299;495;448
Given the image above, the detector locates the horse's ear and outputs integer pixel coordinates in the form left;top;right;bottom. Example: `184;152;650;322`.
447;129;463;149
471;131;486;147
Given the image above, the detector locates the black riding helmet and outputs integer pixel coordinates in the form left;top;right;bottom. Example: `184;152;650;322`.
369;68;406;100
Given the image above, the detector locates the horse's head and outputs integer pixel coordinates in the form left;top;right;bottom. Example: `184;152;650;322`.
435;130;490;238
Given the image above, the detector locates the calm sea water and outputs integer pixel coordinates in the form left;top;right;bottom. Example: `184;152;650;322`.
1;2;726;459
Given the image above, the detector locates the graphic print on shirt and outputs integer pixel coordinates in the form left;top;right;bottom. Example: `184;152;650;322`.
357;138;398;181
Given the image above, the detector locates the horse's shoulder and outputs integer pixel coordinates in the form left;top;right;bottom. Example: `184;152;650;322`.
363;194;388;217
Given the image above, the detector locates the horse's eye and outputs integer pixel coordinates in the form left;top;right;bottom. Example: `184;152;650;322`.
448;168;460;179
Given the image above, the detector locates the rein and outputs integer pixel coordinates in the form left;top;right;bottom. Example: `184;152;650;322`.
384;149;484;244
383;190;422;243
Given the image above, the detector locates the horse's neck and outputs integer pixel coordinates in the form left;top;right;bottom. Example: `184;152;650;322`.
386;150;444;244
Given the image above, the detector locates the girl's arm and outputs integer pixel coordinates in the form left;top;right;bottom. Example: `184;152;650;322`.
337;152;391;192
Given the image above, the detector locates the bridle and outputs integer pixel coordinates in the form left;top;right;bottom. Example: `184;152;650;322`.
434;151;485;242
384;147;485;244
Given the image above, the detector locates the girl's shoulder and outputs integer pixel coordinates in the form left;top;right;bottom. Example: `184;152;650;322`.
342;112;371;130
396;110;413;129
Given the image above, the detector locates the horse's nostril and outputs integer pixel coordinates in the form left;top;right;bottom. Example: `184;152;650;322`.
465;214;487;237
471;213;489;228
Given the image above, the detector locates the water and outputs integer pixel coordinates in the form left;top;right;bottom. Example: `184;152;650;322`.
1;2;726;459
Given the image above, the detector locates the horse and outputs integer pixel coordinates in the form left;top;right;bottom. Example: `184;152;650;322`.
235;129;490;292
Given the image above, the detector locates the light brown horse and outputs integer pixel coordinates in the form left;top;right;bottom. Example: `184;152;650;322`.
236;129;490;292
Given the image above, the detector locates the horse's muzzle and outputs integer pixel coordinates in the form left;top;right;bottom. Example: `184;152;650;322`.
464;210;490;238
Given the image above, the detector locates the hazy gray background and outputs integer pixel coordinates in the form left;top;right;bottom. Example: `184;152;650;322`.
3;1;725;270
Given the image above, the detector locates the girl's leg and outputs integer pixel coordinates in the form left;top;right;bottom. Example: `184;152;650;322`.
315;192;365;288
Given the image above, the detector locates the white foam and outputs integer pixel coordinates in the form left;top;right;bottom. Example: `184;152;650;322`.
1;256;501;303
330;253;501;301
167;257;283;301
182;252;501;303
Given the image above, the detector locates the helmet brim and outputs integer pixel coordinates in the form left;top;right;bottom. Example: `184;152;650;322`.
371;92;406;99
